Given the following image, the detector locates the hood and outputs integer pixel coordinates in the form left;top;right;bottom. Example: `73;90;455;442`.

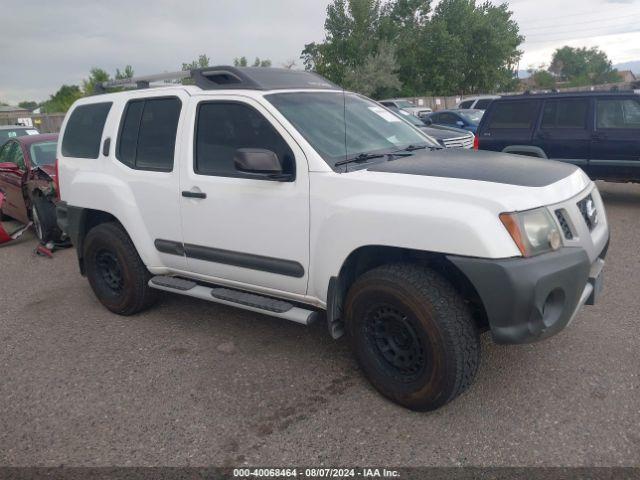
368;148;578;188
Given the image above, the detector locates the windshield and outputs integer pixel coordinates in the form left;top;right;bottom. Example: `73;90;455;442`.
0;128;35;143
395;100;414;109
266;92;430;167
388;107;425;127
460;110;484;125
29;141;57;166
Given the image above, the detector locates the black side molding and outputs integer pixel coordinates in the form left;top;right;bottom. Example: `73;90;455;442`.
155;239;185;256
155;239;305;278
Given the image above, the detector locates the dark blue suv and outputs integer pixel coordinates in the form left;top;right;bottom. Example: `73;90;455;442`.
476;91;640;182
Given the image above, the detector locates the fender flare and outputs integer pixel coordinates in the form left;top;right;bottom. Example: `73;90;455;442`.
502;145;548;159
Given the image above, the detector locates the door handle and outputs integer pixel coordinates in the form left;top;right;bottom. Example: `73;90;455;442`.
102;137;111;156
182;190;207;199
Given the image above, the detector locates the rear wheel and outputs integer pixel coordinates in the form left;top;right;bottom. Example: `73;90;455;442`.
84;222;157;315
345;263;480;411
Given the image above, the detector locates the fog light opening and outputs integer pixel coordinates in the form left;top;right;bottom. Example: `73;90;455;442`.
542;288;566;328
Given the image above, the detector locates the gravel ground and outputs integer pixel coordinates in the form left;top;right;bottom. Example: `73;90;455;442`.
0;181;639;467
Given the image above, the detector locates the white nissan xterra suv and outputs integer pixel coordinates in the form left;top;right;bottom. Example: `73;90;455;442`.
56;67;609;411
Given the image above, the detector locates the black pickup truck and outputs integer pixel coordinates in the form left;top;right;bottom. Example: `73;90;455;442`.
476;91;640;182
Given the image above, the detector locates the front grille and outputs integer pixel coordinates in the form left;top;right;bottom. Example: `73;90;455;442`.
555;209;573;239
577;194;598;231
442;135;474;149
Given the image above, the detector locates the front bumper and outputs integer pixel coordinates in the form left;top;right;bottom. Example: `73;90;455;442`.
448;241;608;344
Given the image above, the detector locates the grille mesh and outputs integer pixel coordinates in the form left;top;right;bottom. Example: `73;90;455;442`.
577;194;597;231
442;135;474;149
555;209;573;239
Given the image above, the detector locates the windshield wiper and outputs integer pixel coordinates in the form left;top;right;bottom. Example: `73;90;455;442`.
401;144;428;152
335;152;386;167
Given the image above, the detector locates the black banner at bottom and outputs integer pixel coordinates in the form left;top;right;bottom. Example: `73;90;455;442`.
0;468;639;480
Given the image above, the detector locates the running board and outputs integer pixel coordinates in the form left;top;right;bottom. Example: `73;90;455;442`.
149;276;318;325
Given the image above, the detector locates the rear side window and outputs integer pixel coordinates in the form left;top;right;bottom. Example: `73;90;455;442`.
541;99;588;129
596;98;640;129
195;102;294;178
116;97;181;171
458;100;473;109
61;103;112;159
488;101;538;129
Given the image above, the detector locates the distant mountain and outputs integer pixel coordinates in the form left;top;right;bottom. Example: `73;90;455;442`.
614;61;640;74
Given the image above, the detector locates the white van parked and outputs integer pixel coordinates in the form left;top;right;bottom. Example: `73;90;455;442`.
56;67;609;411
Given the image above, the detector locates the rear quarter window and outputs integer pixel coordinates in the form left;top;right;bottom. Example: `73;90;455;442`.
487;101;539;130
61;102;112;159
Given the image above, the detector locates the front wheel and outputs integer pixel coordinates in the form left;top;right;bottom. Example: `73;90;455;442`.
345;264;480;411
31;196;61;243
84;222;158;315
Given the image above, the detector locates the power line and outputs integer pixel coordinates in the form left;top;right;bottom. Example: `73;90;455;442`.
525;19;640;39
524;28;640;45
524;13;640;32
521;8;640;25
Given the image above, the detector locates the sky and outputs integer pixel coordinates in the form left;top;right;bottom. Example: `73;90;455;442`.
1;0;639;104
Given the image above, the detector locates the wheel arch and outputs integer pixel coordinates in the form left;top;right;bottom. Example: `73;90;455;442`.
502;145;548;159
326;245;489;339
67;207;123;275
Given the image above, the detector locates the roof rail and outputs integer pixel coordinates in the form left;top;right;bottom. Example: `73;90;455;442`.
95;66;339;94
96;71;190;93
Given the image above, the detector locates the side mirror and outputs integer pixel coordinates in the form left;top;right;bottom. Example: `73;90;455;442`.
0;162;19;172
234;148;292;181
456;121;465;127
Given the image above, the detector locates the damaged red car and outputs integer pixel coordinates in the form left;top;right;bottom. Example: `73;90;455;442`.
0;133;62;243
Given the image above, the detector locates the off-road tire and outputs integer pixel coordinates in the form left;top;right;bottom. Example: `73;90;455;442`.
344;263;480;411
31;195;62;243
84;222;158;315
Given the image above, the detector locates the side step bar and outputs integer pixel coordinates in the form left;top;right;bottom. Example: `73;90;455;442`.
149;276;318;326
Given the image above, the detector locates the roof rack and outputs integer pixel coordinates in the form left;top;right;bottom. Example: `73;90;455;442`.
95;66;339;94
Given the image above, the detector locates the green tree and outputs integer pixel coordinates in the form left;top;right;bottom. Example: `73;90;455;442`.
302;0;383;85
252;57;272;67
528;68;556;89
302;0;522;95
42;85;83;113
343;41;401;97
234;56;271;67
549;46;619;86
182;54;211;72
418;0;522;95
115;65;134;80
18;101;38;111
234;56;248;67
82;68;110;95
181;54;211;84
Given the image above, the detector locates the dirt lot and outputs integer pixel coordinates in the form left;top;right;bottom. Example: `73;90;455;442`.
1;181;639;467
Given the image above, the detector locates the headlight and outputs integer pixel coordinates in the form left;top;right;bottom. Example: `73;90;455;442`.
500;207;562;257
